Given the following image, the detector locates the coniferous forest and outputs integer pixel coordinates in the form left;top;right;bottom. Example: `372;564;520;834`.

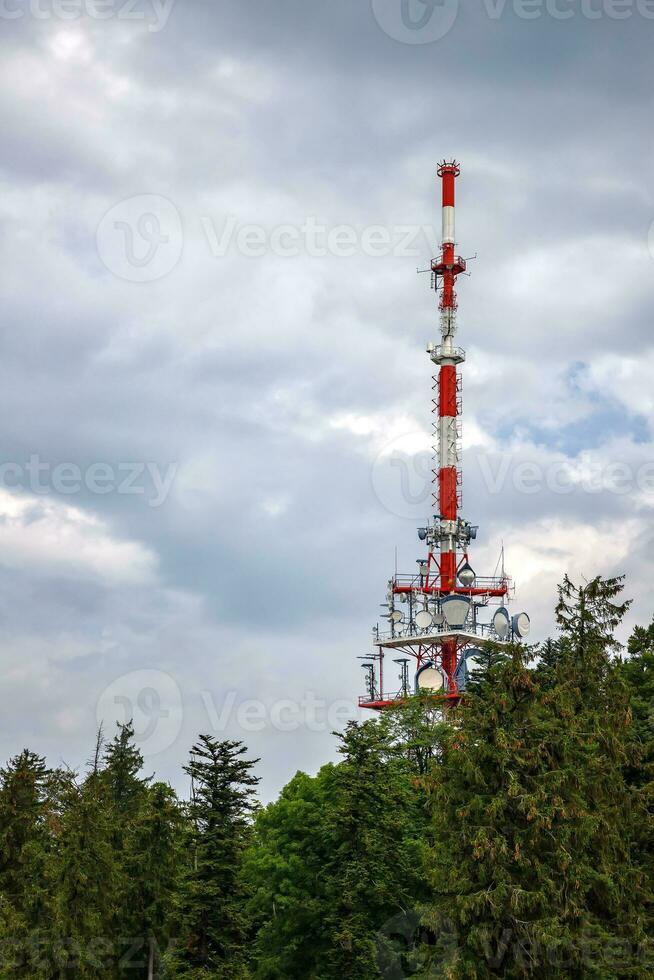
2;575;653;979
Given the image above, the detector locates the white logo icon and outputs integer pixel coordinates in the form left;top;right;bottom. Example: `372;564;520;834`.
96;194;183;282
371;0;460;44
371;432;433;520
96;669;183;757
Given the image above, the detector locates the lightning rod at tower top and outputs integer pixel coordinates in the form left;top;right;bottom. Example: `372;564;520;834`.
359;161;530;710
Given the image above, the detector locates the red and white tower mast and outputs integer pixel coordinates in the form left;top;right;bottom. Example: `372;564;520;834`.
359;162;530;711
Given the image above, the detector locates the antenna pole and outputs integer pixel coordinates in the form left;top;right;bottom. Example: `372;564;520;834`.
431;161;465;686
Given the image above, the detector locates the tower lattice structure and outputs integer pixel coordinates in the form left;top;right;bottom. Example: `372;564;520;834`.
359;162;529;710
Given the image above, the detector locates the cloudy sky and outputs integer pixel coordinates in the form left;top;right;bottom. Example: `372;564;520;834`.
0;0;653;799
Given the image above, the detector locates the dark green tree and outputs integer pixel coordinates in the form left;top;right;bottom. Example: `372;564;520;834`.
102;721;149;821
0;750;52;978
47;770;123;978
250;719;428;979
621;618;654;788
165;736;259;979
125;782;183;979
422;577;647;978
620;618;654;938
385;691;448;778
247;766;337;979
322;720;428;979
100;722;153;976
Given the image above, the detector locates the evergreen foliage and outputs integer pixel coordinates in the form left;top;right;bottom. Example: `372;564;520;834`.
620;618;654;938
0;750;52;977
0;576;653;978
164;736;259;979
422;577;648;977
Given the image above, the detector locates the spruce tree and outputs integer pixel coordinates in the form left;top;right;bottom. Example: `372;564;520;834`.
0;750;51;977
47;769;123;978
620;618;654;940
125;782;183;979
248;720;428;980
165;736;259;979
423;577;647;978
100;722;152;975
322;720;428;980
621;618;654;788
102;721;149;822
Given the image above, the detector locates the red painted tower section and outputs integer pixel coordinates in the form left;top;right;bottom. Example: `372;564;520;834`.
433;162;465;690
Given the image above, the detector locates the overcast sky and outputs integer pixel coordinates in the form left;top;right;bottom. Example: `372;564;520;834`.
0;0;653;799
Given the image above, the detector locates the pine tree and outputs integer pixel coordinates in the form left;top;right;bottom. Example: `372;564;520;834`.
47;769;123;978
422;577;646;978
102;721;150;826
621;618;654;788
0;750;51;978
534;637;565;690
100;722;152;976
322;720;428;980
165;736;259;979
125;783;183;979
556;573;630;657
248;720;428;980
620;618;654;940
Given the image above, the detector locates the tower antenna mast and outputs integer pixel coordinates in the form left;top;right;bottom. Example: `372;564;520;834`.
358;162;530;710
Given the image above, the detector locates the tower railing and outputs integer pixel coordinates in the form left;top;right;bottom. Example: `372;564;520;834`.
391;573;510;593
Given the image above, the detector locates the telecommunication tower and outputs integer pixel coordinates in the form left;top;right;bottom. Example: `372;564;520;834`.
359;162;530;710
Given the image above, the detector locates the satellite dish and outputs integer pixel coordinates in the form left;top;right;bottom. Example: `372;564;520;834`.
454;648;485;691
492;607;511;640
441;595;471;630
432;609;445;626
416;663;446;693
391;610;405;624
415;609;433;631
458;562;476;587
512;612;531;639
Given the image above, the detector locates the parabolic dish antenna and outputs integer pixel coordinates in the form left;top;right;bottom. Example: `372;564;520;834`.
441;594;471;629
391;610;404;624
512;612;531;639
458;562;476;587
454;648;485;691
492;607;511;640
416;664;447;692
415;609;434;630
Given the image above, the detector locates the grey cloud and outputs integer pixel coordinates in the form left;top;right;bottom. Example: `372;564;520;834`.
0;1;653;796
